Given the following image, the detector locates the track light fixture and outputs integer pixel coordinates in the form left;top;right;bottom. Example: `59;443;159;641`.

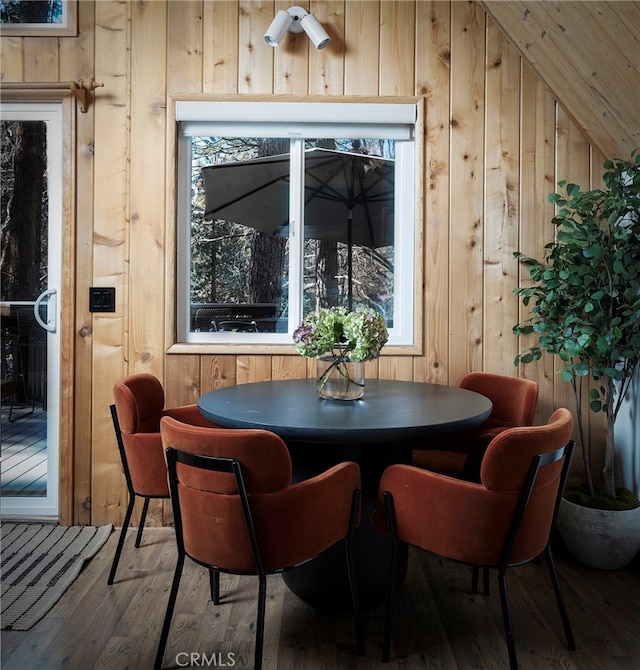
264;6;331;50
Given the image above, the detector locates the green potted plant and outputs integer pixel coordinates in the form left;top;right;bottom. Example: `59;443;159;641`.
513;150;640;569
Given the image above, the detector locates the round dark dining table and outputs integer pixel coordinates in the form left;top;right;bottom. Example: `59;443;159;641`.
198;378;492;608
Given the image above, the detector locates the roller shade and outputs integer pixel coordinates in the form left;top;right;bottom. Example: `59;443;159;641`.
177;100;416;140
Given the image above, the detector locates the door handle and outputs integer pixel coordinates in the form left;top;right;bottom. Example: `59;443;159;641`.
34;289;57;333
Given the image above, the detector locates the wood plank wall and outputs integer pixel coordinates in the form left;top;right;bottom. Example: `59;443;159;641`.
1;0;613;526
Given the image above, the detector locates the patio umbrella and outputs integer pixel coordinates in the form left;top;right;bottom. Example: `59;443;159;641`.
201;147;394;307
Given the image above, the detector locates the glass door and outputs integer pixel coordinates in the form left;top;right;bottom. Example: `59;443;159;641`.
1;103;62;518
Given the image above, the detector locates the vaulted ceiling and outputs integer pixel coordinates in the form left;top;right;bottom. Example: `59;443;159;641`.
481;1;639;160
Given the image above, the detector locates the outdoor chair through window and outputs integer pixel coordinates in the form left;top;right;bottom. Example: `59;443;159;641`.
214;319;259;332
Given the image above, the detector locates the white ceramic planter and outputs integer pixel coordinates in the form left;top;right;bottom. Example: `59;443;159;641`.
556;498;640;570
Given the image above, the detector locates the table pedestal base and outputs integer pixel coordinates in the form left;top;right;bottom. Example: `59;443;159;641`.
284;440;410;608
282;508;407;609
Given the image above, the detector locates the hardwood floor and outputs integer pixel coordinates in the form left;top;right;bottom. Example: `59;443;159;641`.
2;527;639;669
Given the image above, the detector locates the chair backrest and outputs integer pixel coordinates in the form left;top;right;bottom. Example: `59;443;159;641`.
166;447;266;576
215;320;259;332
160;416;292;492
111;373;170;498
480;407;574;563
481;408;573;489
113;373;165;434
460;372;538;429
160;416;293;572
194;308;218;332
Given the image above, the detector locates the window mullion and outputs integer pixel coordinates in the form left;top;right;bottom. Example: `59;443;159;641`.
287;139;305;334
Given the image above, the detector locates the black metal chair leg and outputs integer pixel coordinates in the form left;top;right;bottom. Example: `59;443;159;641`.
345;538;364;656
497;569;518;670
345;490;364;656
209;568;220;605
154;553;185;670
471;566;490;595
253;575;267;670
544;545;576;650
471;565;479;594
107;494;135;585
382;491;398;663
135;497;150;548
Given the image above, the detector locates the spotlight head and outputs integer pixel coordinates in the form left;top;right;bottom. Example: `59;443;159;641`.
301;13;331;49
264;6;331;50
264;9;294;47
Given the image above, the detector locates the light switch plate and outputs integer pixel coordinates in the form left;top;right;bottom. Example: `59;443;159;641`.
89;287;115;313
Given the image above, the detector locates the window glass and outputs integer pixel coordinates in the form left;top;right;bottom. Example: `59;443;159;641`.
190;137;290;334
301;139;394;323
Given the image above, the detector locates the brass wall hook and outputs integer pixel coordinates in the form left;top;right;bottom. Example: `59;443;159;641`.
70;77;104;113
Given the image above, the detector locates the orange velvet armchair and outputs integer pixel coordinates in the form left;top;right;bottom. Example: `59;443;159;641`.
412;372;539;480
375;408;575;669
154;417;365;670
108;373;218;586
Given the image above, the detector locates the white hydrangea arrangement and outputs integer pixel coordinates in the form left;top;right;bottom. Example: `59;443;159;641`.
293;306;389;362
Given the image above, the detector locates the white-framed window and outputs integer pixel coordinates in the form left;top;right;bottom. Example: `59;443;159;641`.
175;99;420;347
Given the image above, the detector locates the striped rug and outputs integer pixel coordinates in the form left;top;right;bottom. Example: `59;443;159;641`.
1;522;112;630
